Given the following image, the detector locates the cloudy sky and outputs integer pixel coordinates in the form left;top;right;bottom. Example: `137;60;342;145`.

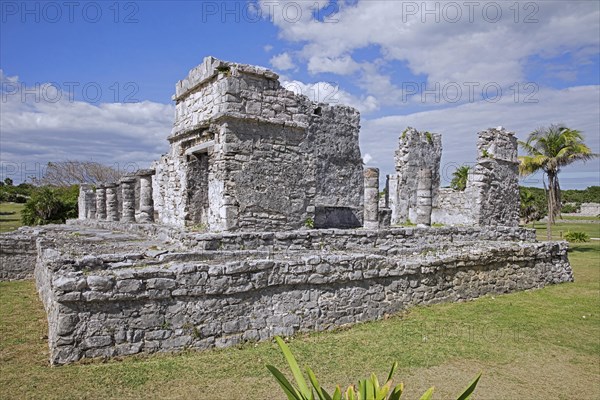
1;0;599;188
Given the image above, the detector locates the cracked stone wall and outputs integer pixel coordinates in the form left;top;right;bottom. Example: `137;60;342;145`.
0;230;37;280
153;56;363;231
35;224;572;365
390;127;520;227
432;127;520;227
389;127;442;225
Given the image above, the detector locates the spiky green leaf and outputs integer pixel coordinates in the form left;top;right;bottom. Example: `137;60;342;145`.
275;336;312;399
455;372;482;400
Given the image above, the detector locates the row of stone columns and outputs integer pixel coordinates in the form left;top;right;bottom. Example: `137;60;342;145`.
363;167;433;229
78;169;155;223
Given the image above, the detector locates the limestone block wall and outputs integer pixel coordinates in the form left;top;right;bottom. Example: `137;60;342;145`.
154;56;363;231
432;188;473;225
310;104;364;227
69;219;538;254
35;232;572;365
471;127;520;226
422;127;520;227
216;116;315;231
0;230;37;280
391;127;442;224
579;203;600;217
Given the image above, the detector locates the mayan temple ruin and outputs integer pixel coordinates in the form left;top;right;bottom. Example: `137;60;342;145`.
0;57;573;365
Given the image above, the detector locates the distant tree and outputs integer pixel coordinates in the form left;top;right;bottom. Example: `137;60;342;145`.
450;165;471;191
519;124;597;239
4;177;13;186
520;188;541;226
34;161;123;186
21;185;79;226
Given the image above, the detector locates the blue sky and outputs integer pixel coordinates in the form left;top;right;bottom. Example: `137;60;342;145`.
1;0;599;189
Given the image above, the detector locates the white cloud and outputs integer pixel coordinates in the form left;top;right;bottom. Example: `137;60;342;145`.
0;73;173;182
307;55;360;75
283;79;378;113
260;0;600;107
263;44;273;53
270;52;296;71
363;153;373;164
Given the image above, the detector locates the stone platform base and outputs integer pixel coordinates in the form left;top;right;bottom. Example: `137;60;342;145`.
25;220;574;365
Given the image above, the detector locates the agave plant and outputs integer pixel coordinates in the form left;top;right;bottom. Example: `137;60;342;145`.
266;336;481;400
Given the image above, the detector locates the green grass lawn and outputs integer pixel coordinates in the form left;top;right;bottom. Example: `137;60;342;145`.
1;225;598;399
534;221;600;240
560;215;600;221
0;202;25;233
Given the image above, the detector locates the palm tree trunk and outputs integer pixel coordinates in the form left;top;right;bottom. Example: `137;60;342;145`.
545;173;553;240
546;171;560;240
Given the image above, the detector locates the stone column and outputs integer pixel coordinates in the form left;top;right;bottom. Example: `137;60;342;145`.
120;175;136;222
105;183;119;222
85;187;96;219
78;184;90;219
415;168;432;227
95;185;107;220
137;169;155;223
363;167;380;229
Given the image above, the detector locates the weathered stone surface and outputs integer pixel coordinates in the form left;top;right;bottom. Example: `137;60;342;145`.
120;176;137;222
137;170;155;223
0;229;37;280
390;127;442;225
105;183;119;222
415;169;432;226
95;186;107;220
364;168;380;229
153;56;362;231
33;220;572;365
78;184;96;220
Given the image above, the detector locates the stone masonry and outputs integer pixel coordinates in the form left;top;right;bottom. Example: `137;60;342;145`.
152;56;363;231
388;126;521;227
32;220;572;365
431;127;521;226
388;127;442;225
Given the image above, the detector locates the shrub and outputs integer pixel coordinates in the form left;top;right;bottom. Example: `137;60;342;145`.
560;203;579;213
21;185;79;226
267;336;481;400
564;231;590;243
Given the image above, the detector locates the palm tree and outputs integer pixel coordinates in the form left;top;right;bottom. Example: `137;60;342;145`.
450;165;471;191
519;188;541;227
519;124;597;239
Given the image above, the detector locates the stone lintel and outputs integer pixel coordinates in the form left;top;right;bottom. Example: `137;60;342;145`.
184;140;215;155
119;175;137;184
136;169;156;177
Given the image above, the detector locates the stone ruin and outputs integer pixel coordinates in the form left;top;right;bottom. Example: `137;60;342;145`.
152;56;363;231
386;126;521;227
0;57;573;365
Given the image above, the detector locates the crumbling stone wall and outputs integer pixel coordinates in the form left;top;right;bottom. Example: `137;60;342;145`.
431;188;473;225
311;105;363;228
580;203;600;216
153;56;363;231
0;230;37;280
471;127;520;226
432;127;520;227
35;223;572;365
389;127;520;227
389;127;442;225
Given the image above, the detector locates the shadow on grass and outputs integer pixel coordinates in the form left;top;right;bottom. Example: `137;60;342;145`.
0;211;16;216
569;246;599;254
